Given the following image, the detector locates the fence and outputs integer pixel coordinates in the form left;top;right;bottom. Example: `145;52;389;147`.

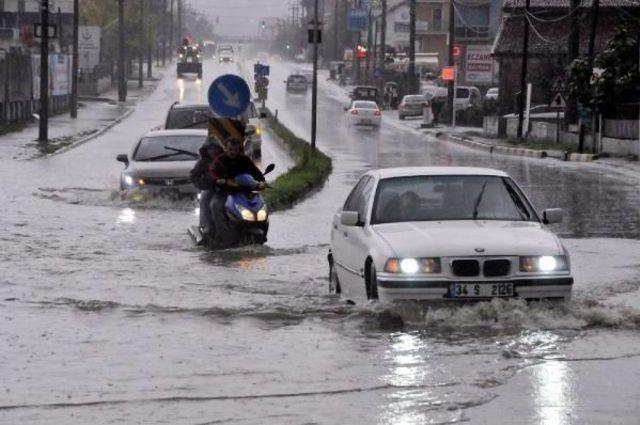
0;52;72;126
603;119;639;140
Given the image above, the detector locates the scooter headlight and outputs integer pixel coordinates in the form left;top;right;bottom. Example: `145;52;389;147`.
257;208;267;222
236;204;255;221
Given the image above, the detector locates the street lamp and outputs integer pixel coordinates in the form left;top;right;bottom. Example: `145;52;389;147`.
308;0;322;154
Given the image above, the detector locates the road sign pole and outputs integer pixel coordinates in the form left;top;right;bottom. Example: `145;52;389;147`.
70;0;78;118
310;0;319;154
556;110;560;144
39;0;50;144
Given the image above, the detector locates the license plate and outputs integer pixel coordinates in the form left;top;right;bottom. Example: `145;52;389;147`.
451;283;514;298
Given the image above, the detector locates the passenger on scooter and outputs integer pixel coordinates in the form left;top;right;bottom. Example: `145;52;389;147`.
190;137;224;234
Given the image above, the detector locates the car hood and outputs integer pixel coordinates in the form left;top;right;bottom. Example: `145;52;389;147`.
372;220;563;258
127;160;196;178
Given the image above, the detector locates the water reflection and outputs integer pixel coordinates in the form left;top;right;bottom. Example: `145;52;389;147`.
116;208;136;225
177;78;185;103
533;360;574;425
380;332;432;425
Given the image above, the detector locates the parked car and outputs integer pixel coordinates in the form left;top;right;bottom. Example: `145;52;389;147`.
116;130;205;196
218;45;234;63
328;166;572;303
485;87;499;100
297;67;314;82
398;95;428;120
285;74;308;93
346;100;382;128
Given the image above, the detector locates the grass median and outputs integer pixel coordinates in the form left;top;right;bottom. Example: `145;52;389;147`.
263;109;332;211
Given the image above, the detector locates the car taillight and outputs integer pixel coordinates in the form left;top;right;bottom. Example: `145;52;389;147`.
351;110;358;115
374;111;381;116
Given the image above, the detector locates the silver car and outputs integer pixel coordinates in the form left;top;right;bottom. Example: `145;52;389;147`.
116;129;205;196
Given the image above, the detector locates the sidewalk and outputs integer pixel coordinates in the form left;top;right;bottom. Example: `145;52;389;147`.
0;69;166;160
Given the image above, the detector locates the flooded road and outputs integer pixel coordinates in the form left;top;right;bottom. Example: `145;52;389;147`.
2;56;640;424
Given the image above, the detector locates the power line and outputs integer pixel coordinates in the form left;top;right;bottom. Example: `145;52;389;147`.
526;0;585;23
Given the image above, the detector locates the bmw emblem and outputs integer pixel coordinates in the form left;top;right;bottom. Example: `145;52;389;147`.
474;248;485;253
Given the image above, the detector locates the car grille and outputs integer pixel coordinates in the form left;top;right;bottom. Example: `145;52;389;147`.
452;260;480;277
143;177;191;187
483;259;511;277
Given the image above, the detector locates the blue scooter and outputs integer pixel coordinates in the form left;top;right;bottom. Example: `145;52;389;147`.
189;163;275;249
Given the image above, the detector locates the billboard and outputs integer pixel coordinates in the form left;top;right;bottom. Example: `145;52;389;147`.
79;26;101;71
465;45;494;84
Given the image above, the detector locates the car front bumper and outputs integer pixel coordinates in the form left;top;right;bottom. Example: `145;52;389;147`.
376;276;573;302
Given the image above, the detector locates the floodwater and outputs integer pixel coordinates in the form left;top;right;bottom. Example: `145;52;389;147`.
1;53;640;424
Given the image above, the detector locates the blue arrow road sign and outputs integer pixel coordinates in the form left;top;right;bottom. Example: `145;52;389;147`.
208;74;251;118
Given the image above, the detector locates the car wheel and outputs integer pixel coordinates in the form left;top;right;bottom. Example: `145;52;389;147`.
329;259;341;294
366;261;379;300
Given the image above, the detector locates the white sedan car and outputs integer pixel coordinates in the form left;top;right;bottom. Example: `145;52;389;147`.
328;167;573;304
346;101;382;128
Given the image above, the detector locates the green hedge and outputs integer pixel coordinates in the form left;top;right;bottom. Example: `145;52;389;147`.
263;109;332;211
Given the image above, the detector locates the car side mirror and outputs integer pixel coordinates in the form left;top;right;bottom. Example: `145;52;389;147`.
264;163;275;175
117;154;129;165
543;208;563;224
340;211;360;226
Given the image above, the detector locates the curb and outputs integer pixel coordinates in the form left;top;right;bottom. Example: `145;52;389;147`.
444;133;598;162
46;107;136;157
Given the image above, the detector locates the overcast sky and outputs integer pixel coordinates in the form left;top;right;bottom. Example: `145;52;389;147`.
187;0;291;38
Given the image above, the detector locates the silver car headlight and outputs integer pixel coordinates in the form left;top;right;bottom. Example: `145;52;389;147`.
520;256;568;272
123;175;134;187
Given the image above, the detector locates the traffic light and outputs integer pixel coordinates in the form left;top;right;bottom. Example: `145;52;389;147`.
356;44;367;59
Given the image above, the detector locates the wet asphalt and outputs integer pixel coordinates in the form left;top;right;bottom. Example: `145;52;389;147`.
1;55;640;424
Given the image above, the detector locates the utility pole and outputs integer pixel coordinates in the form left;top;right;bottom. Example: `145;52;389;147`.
169;0;174;61
39;0;50;144
311;0;319;153
517;0;531;140
147;0;153;80
408;0;416;94
567;0;581;128
580;0;600;153
177;0;182;44
365;5;372;82
162;0;167;66
118;0;126;101
333;0;339;60
447;0;455;125
70;0;79;118
379;0;386;83
138;0;144;88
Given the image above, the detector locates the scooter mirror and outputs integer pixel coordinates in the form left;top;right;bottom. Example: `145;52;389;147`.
264;163;275;175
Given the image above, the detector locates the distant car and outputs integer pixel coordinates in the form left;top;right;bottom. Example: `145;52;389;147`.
455;86;482;111
328;166;572;303
298;67;314;82
502;105;565;119
485;87;499;100
163;103;263;159
285;74;308;92
398;95;427;120
116;130;205;195
347;100;382;128
218;45;234;63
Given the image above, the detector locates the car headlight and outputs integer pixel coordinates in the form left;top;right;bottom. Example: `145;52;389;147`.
520;256;568;272
256;208;267;222
123;175;145;187
123;175;134;187
254;127;262;136
236;204;255;221
384;258;441;274
179;53;184;59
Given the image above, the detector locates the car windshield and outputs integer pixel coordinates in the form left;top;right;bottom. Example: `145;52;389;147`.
487;88;498;94
289;75;306;83
372;175;536;224
134;136;204;161
354;88;377;97
166;108;214;129
456;88;470;98
404;96;424;103
354;101;378;109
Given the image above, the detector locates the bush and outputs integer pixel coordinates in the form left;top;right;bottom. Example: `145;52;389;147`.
264;110;332;211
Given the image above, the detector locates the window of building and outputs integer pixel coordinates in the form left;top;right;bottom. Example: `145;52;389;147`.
432;8;442;32
394;22;409;33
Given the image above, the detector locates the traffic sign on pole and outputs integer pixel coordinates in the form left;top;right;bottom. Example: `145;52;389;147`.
208;74;251;118
550;92;567;109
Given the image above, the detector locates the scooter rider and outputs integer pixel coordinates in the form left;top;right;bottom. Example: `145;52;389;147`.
205;135;267;240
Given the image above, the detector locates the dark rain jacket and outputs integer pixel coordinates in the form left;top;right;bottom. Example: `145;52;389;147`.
208;153;265;186
190;137;224;190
